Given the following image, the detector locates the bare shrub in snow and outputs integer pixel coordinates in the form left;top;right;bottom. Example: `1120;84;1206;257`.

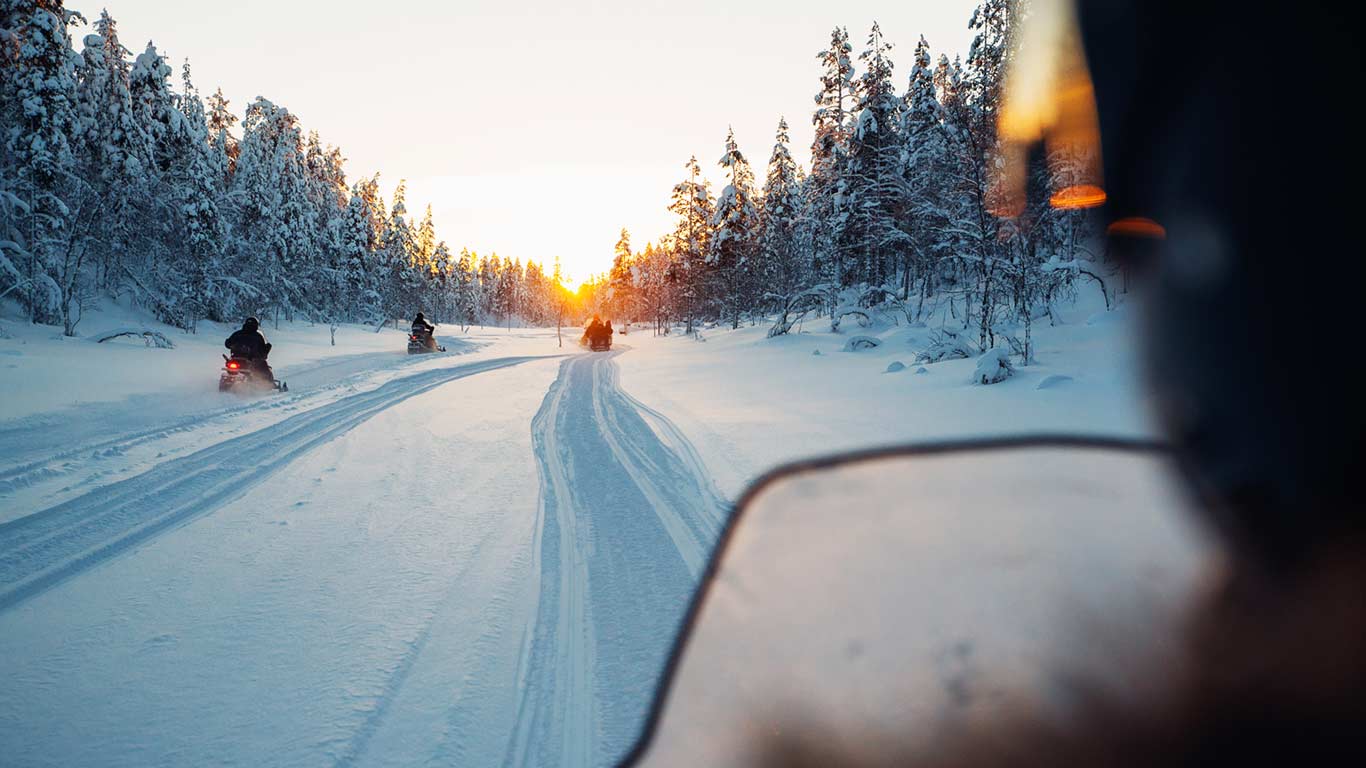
843;336;881;352
972;347;1014;385
93;328;176;348
915;327;979;364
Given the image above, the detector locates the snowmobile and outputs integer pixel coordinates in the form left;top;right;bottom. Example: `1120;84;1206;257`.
580;327;612;352
218;354;287;393
578;334;612;352
407;328;445;354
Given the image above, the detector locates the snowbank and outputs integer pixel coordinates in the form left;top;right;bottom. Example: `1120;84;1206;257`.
615;294;1150;499
0;301;479;421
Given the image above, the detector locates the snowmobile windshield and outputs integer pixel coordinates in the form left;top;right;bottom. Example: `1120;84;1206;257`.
621;439;1214;767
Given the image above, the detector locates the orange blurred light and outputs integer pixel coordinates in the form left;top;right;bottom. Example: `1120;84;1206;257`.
1107;217;1167;239
994;0;1105;218
1051;184;1107;210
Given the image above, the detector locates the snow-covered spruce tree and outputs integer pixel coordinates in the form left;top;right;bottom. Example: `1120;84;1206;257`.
605;227;631;321
667;155;713;335
839;22;910;293
298;131;347;336
121;42;196;324
231;97;315;325
902;38;954;319
475;253;497;325
2;0;81;327
73;12;147;292
204;87;237;182
493;256;518;327
381;180;420;324
634;240;673;334
759;117;803;305
956;0;1017;350
166;61;228;329
338;174;385;327
808;26;854;302
709;127;760;329
454;247;478;329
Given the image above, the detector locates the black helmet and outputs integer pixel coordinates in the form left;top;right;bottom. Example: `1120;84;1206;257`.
243;317;259;331
415;312;425;321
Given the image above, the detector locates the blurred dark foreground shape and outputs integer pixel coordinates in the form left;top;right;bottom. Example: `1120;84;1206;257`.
621;0;1365;765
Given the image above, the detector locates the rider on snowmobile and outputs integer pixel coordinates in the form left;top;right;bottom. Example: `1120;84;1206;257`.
411;312;437;351
584;316;605;347
224;317;274;381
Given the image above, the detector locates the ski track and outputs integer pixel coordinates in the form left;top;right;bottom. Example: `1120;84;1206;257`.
508;353;726;767
0;347;464;500
0;355;542;613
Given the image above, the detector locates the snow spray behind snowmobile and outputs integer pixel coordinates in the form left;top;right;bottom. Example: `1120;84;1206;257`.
407;328;445;354
219;354;287;393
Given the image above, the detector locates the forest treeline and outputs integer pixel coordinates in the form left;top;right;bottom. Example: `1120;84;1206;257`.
584;0;1106;362
4;1;1103;360
1;1;572;338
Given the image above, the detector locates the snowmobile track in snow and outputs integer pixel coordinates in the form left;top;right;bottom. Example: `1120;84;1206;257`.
0;349;449;499
508;352;726;767
0;356;545;613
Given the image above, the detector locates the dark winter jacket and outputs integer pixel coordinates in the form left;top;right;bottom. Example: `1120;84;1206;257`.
225;328;272;360
411;319;435;335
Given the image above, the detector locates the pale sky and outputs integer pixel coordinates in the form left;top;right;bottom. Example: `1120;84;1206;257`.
77;0;979;286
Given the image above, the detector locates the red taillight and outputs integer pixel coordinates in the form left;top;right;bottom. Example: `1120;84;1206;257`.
410;335;418;341
227;361;240;370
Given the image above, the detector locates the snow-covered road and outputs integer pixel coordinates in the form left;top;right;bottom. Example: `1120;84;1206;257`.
0;342;724;767
507;352;726;767
0;355;543;612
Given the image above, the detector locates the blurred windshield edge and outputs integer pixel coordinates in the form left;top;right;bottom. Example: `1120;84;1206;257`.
621;435;1215;767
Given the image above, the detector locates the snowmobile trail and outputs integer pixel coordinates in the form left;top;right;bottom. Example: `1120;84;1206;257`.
0;355;545;613
0;346;465;506
512;352;726;767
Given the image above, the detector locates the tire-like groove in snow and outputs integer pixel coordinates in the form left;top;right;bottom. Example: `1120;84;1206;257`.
0;347;462;497
0;356;545;613
508;353;725;767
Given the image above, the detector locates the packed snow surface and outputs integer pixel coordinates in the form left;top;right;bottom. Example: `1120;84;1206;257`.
0;298;1165;767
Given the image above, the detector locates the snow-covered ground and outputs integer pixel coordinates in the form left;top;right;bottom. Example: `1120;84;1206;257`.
615;293;1152;498
0;292;1172;767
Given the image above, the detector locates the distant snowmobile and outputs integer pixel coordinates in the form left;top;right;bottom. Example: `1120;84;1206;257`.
219;354;287;393
581;318;613;351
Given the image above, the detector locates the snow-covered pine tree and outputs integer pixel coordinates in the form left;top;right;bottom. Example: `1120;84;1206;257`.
231;97;311;325
709;127;760;329
667;155;713;335
839;22;909;293
73;12;147;292
808;26;855;299
338;174;384;327
204;87;237;182
958;0;1017;349
454;247;478;329
475;253;498;325
126;43;182;175
413;203;439;315
2;0;81;327
494;255;518;327
902;37;954;318
760;117;803;304
608;227;635;322
381;180;420;324
166;61;227;329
